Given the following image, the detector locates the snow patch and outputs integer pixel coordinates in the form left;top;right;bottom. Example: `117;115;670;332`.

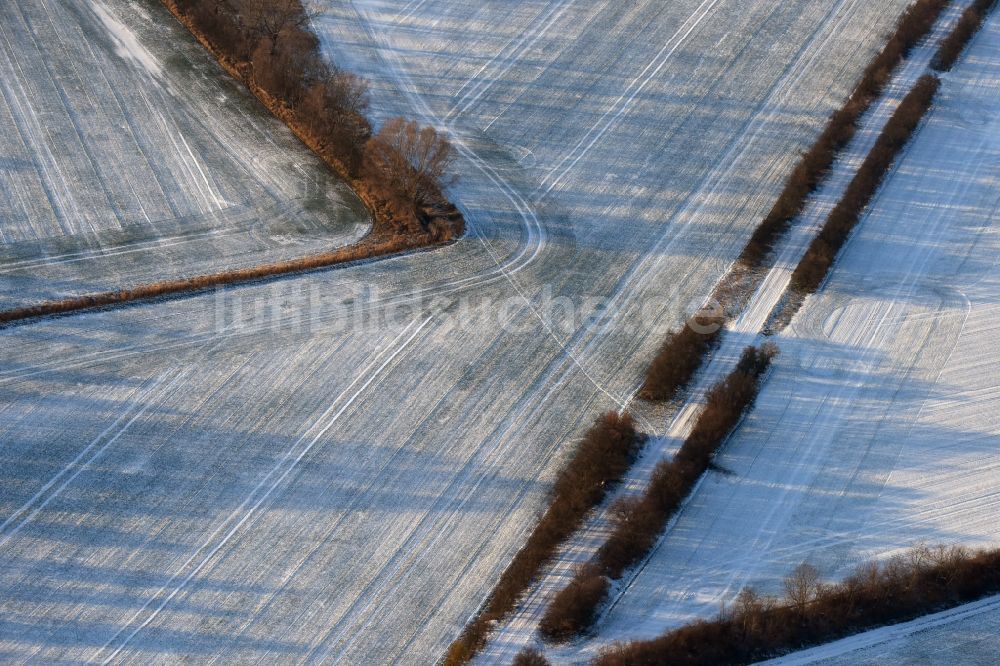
90;0;164;81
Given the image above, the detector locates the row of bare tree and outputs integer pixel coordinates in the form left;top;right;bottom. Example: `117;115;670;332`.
596;544;1000;665
739;0;950;268
169;0;462;242
933;0;998;71
639;0;950;400
538;345;777;643
791;74;940;292
445;413;642;665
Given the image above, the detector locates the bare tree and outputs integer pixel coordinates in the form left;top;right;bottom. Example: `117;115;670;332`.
240;0;312;53
367;117;455;211
784;563;821;613
304;67;370;118
208;0;234;14
732;587;767;638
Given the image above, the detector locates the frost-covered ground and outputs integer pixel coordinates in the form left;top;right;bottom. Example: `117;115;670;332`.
0;0;369;308
478;2;976;660
0;0;913;662
570;10;1000;660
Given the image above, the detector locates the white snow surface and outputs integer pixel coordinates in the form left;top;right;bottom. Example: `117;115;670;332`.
0;0;918;663
0;0;369;307
557;10;1000;662
89;0;164;81
478;2;977;661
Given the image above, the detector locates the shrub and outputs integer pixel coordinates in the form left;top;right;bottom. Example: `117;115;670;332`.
0;236;427;325
366;118;456;211
646;0;950;399
162;0;463;243
791;75;940;293
513;648;551;666
932;0;998;71
739;0;949;267
538;565;610;642
11;0;466;324
444;413;642;664
545;345;776;641
641;320;723;402
606;345;774;577
595;545;1000;665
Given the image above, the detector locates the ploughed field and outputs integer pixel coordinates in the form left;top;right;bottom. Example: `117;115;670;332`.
569;10;1000;662
0;0;913;662
0;0;369;308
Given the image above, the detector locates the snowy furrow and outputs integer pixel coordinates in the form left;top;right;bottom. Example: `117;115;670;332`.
562;9;1000;662
0;0;369;307
478;2;975;661
0;0;914;663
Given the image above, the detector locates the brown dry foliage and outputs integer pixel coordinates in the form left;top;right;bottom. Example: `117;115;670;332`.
513;648;552;666
644;0;949;407
791;75;940;293
602;345;775;579
596;545;1000;665
539;565;610;642
932;0;998;71
167;0;462;241
544;345;776;642
740;0;949;267
444;413;641;665
0;236;423;325
4;0;467;325
640;318;723;402
453;0;953;660
365;118;459;240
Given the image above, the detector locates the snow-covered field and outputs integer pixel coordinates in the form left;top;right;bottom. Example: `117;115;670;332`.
0;0;916;663
0;0;369;308
477;2;975;660
568;10;1000;661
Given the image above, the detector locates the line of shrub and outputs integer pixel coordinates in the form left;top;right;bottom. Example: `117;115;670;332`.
595;544;1000;665
932;0;998;71
162;0;463;242
739;0;950;267
0;235;429;325
539;345;777;642
1;1;467;326
446;0;954;658
640;0;950;399
443;413;643;665
639;317;724;403
790;74;940;293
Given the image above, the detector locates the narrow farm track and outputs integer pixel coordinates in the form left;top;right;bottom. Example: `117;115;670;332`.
567;9;1000;660
0;0;918;663
479;2;976;661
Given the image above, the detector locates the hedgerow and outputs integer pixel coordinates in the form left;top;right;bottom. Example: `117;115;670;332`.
541;345;777;641
739;0;950;267
932;0;998;71
791;75;940;293
596;545;1000;665
444;413;642;665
